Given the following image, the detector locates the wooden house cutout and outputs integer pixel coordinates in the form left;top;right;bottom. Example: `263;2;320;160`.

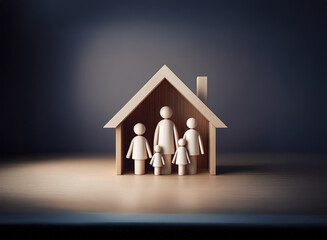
104;65;227;175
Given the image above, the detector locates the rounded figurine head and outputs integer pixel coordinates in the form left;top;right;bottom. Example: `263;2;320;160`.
154;145;161;153
134;123;146;135
186;117;197;129
160;106;173;119
178;138;186;146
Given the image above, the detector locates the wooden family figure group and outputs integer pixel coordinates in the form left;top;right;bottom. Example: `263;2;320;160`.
126;106;204;176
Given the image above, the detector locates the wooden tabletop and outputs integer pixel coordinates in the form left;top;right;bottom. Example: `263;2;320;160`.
0;153;326;215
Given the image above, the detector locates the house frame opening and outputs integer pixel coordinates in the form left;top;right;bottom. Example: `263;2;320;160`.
120;79;209;174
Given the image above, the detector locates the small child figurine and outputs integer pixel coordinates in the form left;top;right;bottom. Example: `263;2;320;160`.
172;139;191;175
126;123;153;175
183;118;204;175
150;145;165;175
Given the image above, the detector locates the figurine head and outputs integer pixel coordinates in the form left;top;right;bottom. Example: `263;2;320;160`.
178;138;186;146
154;145;161;153
160;106;173;119
134;123;146;135
186;118;197;129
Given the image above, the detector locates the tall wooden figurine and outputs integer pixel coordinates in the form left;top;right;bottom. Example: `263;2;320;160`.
126;123;153;175
172;139;191;175
153;106;179;174
150;145;165;175
183;118;204;174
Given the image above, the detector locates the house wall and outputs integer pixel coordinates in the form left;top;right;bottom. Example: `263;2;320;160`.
122;79;209;173
116;123;124;175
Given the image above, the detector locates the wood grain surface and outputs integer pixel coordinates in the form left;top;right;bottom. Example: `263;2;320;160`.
0;154;326;215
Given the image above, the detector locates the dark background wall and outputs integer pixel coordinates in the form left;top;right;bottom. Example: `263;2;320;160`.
1;0;327;158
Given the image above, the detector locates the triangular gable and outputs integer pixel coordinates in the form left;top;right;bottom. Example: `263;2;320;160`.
104;65;227;128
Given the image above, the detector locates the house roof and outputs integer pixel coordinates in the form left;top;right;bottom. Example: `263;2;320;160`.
104;65;227;128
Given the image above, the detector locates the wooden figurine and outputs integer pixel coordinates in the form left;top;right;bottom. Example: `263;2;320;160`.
104;66;228;175
183;118;204;174
172;139;191;175
126;123;153;175
150;145;165;175
153;106;179;175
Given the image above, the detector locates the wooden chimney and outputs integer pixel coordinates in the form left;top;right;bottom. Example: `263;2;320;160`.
197;76;207;104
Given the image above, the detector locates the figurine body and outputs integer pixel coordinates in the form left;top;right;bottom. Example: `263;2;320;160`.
154;106;179;174
150;145;165;175
126;123;152;175
172;139;191;175
183;118;204;174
